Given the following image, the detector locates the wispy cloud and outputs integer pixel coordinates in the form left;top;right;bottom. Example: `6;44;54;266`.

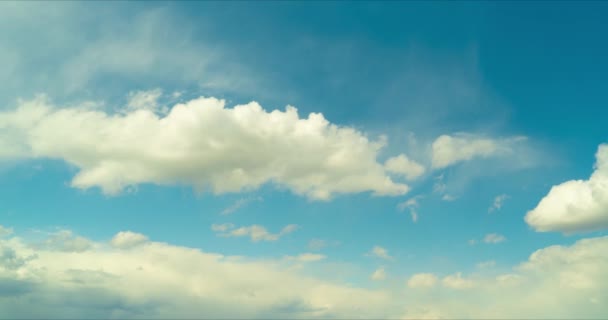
212;224;298;242
488;194;509;213
221;196;263;215
367;246;393;260
483;233;506;244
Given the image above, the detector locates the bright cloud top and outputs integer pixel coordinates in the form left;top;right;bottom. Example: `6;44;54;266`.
110;231;149;249
0;95;412;200
431;133;526;169
384;154;425;180
526;144;608;233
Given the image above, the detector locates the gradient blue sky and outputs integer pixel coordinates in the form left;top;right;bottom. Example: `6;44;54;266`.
1;1;608;319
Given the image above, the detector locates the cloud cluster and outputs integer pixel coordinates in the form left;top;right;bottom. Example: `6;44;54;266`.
0;226;607;319
526;144;608;233
0;96;413;200
0;228;393;319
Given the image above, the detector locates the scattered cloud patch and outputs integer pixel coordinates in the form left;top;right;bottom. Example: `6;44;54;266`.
221;196;263;215
526;144;608;233
441;194;457;201
285;253;326;263
371;267;386;281
368;246;393;260
110;231;148;249
442;272;475;289
211;223;234;232
308;239;327;251
431;133;526;169
0;225;13;237
36;230;93;253
126;88;166;114
384;154;425;180
476;260;496;269
397;195;422;223
483;233;506;244
213;224;298;242
489;194;509;213
407;273;438;288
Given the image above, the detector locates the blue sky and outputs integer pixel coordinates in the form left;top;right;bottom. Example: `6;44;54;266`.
1;1;608;319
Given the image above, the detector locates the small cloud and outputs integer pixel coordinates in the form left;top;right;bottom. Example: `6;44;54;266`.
110;231;149;249
433;174;447;194
286;253;326;263
407;273;438;288
398;196;422;223
371;267;386;281
442;272;475;289
221;196;263;215
468;239;478;245
441;194;457;201
476;260;496;269
384;154;425;180
211;223;234;232
489;194;509;213
0;225;14;237
126;88;166;114
431;133;524;169
483;233;506;244
308;239;327;251
367;246;393;260
214;224;298;242
39;230;93;253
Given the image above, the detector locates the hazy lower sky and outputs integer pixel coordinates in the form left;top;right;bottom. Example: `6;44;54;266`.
1;1;607;319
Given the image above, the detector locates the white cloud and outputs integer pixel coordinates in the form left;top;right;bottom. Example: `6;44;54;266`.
442;272;475;289
126;88;166;114
0;228;395;319
483;233;506;244
384;154;425;180
110;231;149;249
407;273;438;288
431;133;525;169
368;246;392;260
221;196;262;215
397;196;422;223
211;223;234;232
0;96;410;200
36;230;93;253
0;225;13;237
476;260;496;269
285;253;326;263
441;194;457;201
308;239;327;251
526;144;608;233
213;224;298;242
1;226;608;318
371;267;386;281
489;194;509;213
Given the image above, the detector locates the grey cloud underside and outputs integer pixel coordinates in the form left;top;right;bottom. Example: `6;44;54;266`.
1;228;608;318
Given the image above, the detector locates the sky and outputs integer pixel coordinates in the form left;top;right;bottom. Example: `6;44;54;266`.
1;1;608;319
